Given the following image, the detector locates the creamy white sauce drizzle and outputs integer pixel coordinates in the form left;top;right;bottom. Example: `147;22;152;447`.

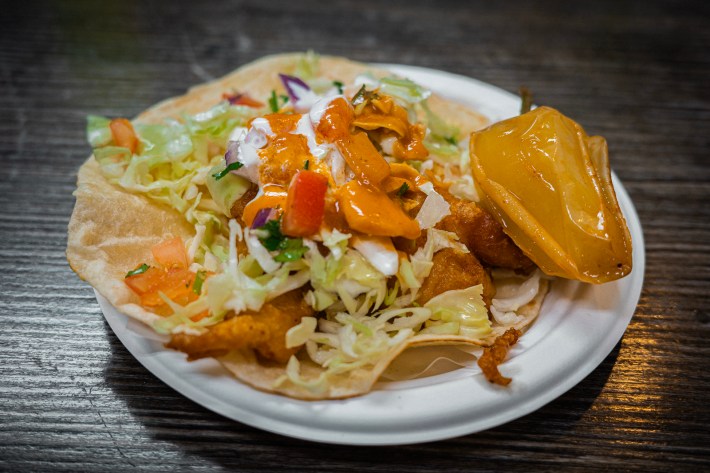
309;95;345;127
249;117;273;137
292;114;329;160
290;82;321;113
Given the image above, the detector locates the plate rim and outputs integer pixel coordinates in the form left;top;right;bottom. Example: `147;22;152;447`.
96;63;645;446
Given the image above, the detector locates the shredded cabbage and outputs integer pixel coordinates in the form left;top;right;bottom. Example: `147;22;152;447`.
489;269;542;326
294;50;320;81
379;76;432;105
415;188;451;230
421;101;459;140
88;103;261;267
286;317;318;348
301;306;431;379
87;115;113;148
424;285;491;338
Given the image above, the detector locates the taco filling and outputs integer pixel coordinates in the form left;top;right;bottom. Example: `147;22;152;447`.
68;53;630;399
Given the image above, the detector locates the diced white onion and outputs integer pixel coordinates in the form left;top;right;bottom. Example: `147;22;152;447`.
415;189;451;230
379;136;397;156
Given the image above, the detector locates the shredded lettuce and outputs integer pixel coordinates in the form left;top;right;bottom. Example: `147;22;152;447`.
275;355;328;395
87;115;113;148
421;101;459;140
92;146;133;178
294;50;320;81
294;51;337;94
423;284;491;338
286;316;318;348
306;241;387;314
444;156;479;202
205;165;251;216
490;269;542;325
205;220;310;317
281;305;432;390
88;103;261;267
320;229;351;261
415;188;451;230
379;76;432;105
419;100;464;162
424;136;460;162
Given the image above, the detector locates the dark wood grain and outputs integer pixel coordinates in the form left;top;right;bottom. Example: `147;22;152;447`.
1;0;709;471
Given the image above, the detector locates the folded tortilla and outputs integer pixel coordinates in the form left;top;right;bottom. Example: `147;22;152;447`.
67;53;548;400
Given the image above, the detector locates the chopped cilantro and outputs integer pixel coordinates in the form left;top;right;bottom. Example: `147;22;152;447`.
269;90;289;112
125;263;150;278
351;85;367;106
304;159;310;170
351;85;380;113
273;239;309;262
444;136;458;146
258;218;309;262
212;161;243;180
396;182;410;197
259;219;284;251
192;271;206;295
333;80;344;94
269;90;279;112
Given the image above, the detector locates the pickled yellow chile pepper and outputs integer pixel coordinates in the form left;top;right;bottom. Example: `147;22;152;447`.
470;106;632;284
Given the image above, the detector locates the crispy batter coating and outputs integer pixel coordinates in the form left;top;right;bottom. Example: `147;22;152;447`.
477;328;521;386
166;290;314;363
393;185;533;271
230;185;259;224
416;248;495;307
439;199;535;271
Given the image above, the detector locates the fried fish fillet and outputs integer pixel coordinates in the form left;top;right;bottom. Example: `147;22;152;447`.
166;289;314;363
439;199;534;271
416;248;495;306
230;185;258;225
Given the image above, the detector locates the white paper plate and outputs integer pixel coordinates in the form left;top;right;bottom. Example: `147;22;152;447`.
96;64;645;446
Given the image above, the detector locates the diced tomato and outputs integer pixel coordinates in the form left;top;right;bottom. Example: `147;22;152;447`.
133;268;197;309
155;268;196;305
151;237;188;269
223;92;264;108
109;118;138;153
125;237;202;316
124;267;165;295
282;170;328;237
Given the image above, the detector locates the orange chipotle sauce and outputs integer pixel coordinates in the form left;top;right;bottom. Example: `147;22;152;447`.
249;93;426;239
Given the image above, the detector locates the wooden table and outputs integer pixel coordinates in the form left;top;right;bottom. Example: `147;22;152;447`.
2;0;709;470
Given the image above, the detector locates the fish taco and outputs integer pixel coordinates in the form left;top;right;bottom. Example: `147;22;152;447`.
67;53;631;399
